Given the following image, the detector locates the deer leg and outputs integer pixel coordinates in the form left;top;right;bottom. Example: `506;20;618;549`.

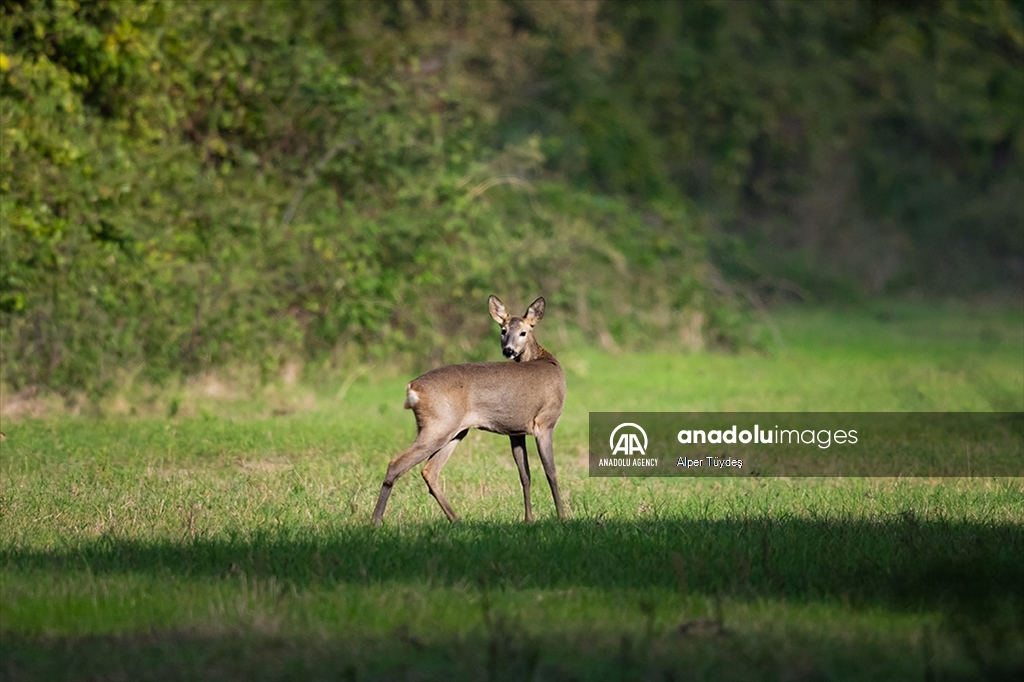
535;429;565;520
509;434;533;522
372;428;459;526
421;429;468;523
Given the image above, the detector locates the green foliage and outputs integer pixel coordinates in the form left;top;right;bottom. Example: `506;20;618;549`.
0;1;714;393
2;0;1020;394
507;0;1024;296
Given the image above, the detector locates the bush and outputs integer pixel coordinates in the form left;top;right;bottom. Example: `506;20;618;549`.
0;1;719;394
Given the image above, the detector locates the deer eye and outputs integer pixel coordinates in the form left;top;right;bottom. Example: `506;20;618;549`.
501;328;507;334
519;331;526;337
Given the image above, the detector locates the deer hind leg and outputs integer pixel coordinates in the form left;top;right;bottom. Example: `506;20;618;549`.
421;429;468;523
509;434;533;522
535;429;565;520
372;426;462;526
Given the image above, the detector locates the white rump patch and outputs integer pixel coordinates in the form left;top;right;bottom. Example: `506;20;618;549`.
404;384;419;409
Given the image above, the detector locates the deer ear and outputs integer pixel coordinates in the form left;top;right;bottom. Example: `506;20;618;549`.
488;295;508;325
525;297;545;324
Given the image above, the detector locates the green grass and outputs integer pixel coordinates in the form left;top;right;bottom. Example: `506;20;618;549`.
1;301;1023;681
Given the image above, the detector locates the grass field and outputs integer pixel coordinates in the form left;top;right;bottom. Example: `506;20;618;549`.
2;301;1023;681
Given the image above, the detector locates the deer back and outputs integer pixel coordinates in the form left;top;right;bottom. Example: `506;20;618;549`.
406;357;565;437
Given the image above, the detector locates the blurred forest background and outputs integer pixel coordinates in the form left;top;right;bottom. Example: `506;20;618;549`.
1;0;1022;395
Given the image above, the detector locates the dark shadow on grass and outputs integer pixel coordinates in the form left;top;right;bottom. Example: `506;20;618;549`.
3;516;1023;619
4;625;1022;682
5;517;1023;680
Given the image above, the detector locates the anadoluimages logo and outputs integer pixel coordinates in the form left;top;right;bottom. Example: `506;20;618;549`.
610;422;648;456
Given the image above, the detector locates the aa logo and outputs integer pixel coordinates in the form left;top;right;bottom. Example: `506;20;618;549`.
610;422;648;456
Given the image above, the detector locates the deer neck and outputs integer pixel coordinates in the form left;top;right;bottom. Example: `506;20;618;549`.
516;339;555;363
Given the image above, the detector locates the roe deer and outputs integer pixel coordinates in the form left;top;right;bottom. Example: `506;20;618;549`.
371;295;566;526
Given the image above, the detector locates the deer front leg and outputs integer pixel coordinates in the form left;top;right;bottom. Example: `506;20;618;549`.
535;429;565;520
509;434;533;522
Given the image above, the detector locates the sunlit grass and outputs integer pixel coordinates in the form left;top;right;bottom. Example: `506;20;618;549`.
1;302;1022;680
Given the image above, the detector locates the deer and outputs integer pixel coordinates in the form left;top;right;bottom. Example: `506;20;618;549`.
371;295;566;526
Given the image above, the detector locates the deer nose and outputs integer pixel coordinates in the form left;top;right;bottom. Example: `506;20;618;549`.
502;347;516;358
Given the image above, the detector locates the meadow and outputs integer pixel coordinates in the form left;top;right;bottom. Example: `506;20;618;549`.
1;301;1023;681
